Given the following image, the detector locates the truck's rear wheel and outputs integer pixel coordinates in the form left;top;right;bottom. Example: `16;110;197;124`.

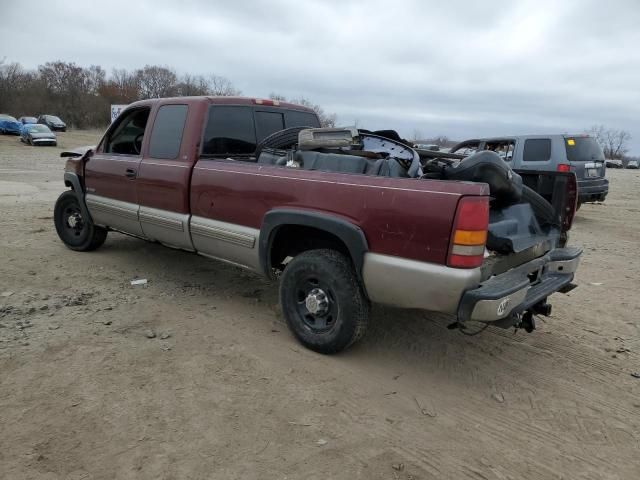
279;249;370;354
54;191;107;251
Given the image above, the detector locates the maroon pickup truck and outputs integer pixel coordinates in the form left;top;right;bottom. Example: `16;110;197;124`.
54;96;581;353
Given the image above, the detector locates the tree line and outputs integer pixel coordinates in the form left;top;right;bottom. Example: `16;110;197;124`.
0;59;336;129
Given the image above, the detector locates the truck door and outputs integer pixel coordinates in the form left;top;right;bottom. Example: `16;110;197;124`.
136;103;194;250
84;107;150;237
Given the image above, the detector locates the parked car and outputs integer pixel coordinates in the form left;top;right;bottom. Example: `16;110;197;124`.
451;134;608;208
605;159;624;168
37;114;66;131
18;116;38;125
53;96;581;353
0;114;22;135
20;123;57;146
627;160;639;169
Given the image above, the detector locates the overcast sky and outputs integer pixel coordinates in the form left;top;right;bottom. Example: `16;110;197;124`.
2;0;639;153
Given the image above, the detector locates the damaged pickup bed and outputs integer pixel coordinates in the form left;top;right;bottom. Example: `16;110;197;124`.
54;97;581;353
258;126;581;335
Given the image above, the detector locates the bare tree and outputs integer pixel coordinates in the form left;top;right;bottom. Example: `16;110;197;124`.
0;61;24;111
270;93;337;127
102;68;140;103
587;125;605;145
0;60;242;128
605;129;631;159
38;61;104;127
136;65;178;99
207;75;241;96
86;65;106;94
175;74;210;96
587;125;632;159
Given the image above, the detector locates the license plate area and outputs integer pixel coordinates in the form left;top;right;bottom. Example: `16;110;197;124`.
584;162;601;178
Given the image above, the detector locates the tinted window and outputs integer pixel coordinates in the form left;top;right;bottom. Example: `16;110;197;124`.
565;137;604;162
148;104;188;159
523;138;552;162
255;111;284;142
202;106;256;156
285;110;321;128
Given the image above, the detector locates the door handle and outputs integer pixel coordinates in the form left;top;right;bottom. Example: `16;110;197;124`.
125;168;137;179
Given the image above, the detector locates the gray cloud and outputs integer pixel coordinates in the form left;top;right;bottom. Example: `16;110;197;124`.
2;0;639;153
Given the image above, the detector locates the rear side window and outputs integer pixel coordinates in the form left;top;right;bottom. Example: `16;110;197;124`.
148;105;188;159
565;137;605;162
285;110;321;128
202;106;256;156
255;111;284;142
523;138;552;162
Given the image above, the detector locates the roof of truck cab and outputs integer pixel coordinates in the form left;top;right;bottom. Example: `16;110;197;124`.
125;96;316;113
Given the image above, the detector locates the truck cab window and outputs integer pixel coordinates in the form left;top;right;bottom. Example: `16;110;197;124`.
202;106;257;157
255;111;285;143
104;108;150;155
148;104;188;159
285;110;321;129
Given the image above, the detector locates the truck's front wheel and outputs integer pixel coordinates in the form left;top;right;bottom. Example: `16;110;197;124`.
279;249;370;354
54;191;107;251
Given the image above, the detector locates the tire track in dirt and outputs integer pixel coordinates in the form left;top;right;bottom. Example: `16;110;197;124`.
367;308;640;422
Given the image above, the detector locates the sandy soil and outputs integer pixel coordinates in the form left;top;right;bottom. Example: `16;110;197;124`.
1;131;639;480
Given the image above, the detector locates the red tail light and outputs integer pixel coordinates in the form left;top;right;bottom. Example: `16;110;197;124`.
447;196;489;268
557;164;571;172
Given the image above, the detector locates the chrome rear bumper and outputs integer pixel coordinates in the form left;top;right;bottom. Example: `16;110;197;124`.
457;247;582;323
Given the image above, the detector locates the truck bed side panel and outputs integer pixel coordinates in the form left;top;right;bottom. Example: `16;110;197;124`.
190;160;488;265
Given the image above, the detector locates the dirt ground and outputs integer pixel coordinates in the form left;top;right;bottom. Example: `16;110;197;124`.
1;130;639;480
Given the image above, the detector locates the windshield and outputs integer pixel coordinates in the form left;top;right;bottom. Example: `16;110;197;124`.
565;137;604;162
0;114;18;122
27;124;51;133
46;115;63;122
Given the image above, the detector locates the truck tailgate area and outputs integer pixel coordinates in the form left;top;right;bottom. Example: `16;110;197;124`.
457;246;582;324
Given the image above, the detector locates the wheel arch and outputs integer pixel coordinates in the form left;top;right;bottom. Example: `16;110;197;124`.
63;172;93;222
259;209;369;281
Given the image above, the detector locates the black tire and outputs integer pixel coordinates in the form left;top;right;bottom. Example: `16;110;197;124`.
254;126;313;159
522;185;557;227
54;191;107;251
279;249;370;354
